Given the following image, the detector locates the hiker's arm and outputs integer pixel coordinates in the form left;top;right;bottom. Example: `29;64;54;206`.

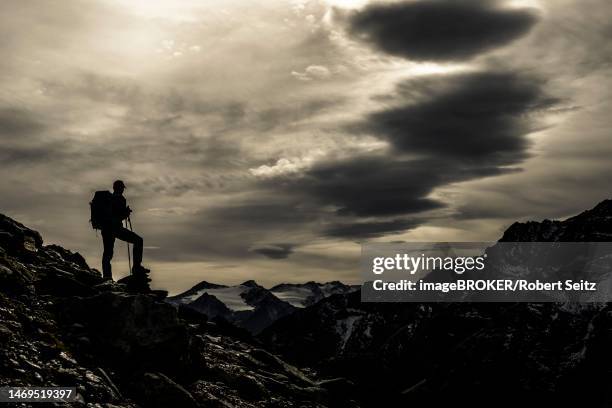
119;198;131;219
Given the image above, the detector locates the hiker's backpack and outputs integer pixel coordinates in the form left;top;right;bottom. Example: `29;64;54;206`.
90;190;113;230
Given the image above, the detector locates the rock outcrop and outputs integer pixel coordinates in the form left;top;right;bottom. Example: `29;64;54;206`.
0;213;355;407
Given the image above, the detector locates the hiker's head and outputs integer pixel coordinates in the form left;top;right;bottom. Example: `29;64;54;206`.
113;180;125;194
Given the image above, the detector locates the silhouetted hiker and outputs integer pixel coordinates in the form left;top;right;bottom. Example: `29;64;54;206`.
90;180;149;280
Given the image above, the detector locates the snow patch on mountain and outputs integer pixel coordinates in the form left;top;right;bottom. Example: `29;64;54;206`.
271;286;314;307
336;315;362;351
270;281;358;308
199;286;254;311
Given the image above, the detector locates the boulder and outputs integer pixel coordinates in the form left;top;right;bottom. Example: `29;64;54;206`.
317;377;356;394
0;263;34;295
117;274;151;294
43;244;89;269
34;267;98;297
0;214;43;255
130;372;198;408
248;348;315;387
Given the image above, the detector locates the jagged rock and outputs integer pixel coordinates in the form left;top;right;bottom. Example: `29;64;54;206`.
93;280;124;292
96;367;123;400
188;292;233;319
59;291;189;371
317;377;355;394
117;274;151;294
34;267;98;297
0;263;34;295
0;214;43;255
247;348;315;387
44;244;89;269
0;323;13;342
39;246;102;287
0;212;341;407
130;372;198;408
232;373;268;401
317;378;358;408
190;380;253;408
501;199;612;242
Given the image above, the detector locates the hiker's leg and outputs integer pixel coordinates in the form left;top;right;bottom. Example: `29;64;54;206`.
101;229;115;279
114;227;143;268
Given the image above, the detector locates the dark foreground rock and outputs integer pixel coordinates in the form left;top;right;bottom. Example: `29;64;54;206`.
260;200;612;408
0;213;351;407
129;372;199;408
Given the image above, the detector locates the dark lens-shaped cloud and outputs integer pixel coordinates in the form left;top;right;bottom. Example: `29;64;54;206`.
324;218;421;239
264;71;555;226
0;144;68;165
348;0;538;61
361;72;557;164
299;156;445;217
290;155;514;218
251;243;295;259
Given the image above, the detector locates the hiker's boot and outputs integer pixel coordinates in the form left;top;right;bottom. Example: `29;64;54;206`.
132;265;150;275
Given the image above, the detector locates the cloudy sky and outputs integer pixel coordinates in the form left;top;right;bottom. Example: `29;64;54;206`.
1;0;611;294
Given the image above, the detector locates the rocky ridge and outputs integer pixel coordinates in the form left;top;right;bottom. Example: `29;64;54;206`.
260;200;612;407
0;213;357;407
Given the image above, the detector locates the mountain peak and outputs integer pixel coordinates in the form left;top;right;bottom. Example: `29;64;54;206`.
190;280;227;291
500;199;612;242
567;198;612;221
0;213;43;254
241;279;261;288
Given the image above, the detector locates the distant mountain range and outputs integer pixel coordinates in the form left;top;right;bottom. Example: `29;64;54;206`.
259;199;612;407
167;279;358;334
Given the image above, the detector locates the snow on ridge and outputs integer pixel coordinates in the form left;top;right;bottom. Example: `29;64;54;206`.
335;316;362;351
177;280;356;309
270;287;313;308
205;286;254;311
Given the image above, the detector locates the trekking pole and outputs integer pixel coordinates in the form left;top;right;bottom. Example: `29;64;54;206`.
125;219;132;272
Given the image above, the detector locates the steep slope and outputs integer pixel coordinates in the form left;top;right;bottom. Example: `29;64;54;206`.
260;200;612;407
0;213;358;407
500;199;612;242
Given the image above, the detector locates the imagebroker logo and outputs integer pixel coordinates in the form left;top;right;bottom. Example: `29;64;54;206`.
371;253;487;275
